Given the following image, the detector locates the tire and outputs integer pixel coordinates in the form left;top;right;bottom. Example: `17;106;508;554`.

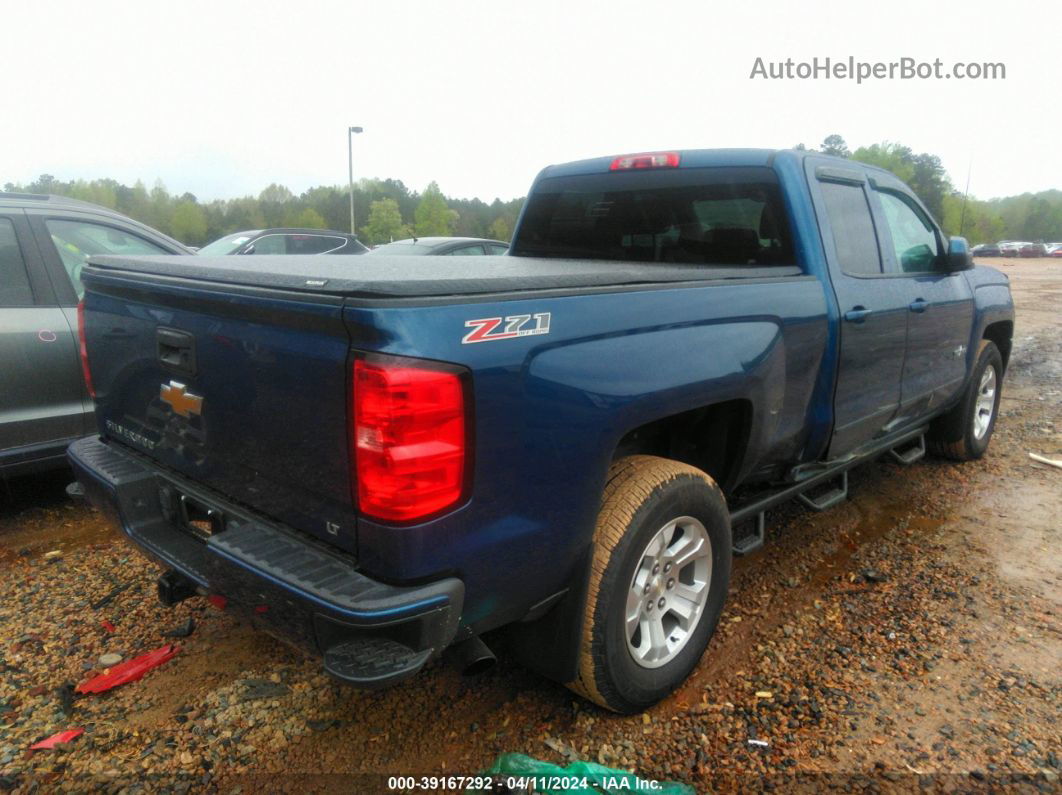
568;455;732;713
928;340;1003;461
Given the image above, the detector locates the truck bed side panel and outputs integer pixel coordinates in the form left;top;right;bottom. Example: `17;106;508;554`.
345;276;828;630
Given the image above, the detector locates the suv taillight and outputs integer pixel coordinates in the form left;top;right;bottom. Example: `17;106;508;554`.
352;355;469;522
77;300;96;398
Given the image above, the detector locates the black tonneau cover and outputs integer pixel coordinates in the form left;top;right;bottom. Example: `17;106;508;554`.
87;254;801;298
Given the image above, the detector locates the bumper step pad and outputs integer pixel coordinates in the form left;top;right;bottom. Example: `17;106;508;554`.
324;638;432;688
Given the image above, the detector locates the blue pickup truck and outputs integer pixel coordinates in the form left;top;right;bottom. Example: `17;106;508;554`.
69;149;1013;713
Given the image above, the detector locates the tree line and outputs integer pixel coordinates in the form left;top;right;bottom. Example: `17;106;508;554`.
5;140;1059;247
0;175;525;248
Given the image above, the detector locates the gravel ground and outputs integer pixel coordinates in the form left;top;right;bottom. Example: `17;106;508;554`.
0;259;1058;794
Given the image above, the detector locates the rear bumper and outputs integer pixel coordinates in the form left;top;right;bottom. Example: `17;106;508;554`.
67;436;463;688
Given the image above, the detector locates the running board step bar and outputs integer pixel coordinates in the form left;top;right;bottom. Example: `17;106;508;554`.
727;425;930;557
732;512;765;557
797;471;848;512
888;434;926;465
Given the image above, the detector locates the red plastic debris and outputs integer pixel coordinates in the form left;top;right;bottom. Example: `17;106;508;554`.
101;620;116;633
76;644;179;694
30;728;84;750
254;604;269;614
207;594;227;610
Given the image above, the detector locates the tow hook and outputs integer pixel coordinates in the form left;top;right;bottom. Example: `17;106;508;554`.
157;570;197;607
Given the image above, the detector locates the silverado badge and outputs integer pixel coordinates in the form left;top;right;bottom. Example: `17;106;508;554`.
161;381;204;418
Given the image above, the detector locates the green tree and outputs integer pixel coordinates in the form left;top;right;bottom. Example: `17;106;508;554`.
223;196;267;232
170;200;208;245
908;153;951;222
820;134;849;158
364;198;409;244
259;183;294;227
414;181;454;236
489;216;511;242
285;207;327;229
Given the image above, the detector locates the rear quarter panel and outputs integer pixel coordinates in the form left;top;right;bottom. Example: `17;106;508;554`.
347;276;827;631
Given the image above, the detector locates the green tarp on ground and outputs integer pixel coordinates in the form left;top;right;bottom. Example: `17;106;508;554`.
471;752;695;794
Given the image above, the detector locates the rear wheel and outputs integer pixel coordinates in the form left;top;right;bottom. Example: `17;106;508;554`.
928;340;1003;461
568;455;731;713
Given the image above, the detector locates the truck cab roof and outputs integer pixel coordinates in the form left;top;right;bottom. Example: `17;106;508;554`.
538;147;899;185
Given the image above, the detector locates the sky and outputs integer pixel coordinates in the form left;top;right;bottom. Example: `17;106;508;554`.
3;0;1059;203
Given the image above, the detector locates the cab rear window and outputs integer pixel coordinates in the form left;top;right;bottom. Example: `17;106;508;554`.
512;167;794;266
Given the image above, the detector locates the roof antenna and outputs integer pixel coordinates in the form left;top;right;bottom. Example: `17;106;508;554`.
958;157;973;238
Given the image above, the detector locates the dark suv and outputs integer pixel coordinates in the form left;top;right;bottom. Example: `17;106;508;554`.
0;193;191;476
198;228;369;256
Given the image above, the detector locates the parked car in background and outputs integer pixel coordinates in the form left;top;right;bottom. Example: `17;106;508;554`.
1019;242;1047;258
1047;243;1062;257
198;228;369;256
0;192;191;476
998;241;1022;257
971;243;1002;257
367;237;509;256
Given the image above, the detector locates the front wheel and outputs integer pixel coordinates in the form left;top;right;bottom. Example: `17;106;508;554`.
568;455;732;713
928;340;1004;461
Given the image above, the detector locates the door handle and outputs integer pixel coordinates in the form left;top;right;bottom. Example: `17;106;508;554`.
908;299;928;313
844;306;872;323
157;327;197;376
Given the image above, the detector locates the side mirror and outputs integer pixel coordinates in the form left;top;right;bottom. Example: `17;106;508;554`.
946;236;974;272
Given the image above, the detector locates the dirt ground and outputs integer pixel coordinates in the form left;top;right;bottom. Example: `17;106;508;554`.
0;259;1058;794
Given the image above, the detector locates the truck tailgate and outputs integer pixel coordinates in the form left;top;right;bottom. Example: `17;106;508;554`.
80;266;358;555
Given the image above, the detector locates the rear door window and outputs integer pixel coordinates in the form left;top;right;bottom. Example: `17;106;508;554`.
818;181;883;276
287;234;347;254
447;245;486;255
248;234;286;254
44;218;169;298
0;218;34;306
511;167;794;266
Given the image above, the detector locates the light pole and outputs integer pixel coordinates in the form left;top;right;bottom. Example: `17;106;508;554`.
348;126;363;236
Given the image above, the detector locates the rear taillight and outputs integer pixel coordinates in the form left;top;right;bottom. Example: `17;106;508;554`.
609;151;680;170
77;300;95;398
352;355;468;522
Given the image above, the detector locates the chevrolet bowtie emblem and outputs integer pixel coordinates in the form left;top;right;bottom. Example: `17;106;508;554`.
161;381;203;418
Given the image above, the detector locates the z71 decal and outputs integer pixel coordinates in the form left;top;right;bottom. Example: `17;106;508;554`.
462;312;551;344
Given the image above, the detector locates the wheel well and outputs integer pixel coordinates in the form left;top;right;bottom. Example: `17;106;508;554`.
983;321;1013;372
612;400;751;493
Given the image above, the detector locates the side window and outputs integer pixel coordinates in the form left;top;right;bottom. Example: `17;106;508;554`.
45;218;169;298
819;181;883;276
487;244;509;255
447;245;486;256
0;218;34;306
876;191;941;273
248;235;286;255
288;235;346;254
